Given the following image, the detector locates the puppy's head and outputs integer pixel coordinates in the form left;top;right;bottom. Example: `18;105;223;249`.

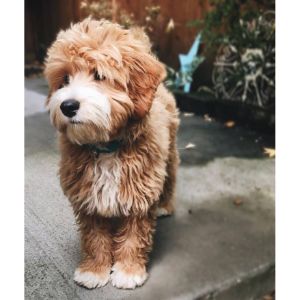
44;18;166;144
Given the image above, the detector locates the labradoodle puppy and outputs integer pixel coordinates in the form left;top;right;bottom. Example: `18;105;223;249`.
44;18;179;290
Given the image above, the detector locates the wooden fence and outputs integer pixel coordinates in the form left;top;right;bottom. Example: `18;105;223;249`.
25;0;209;68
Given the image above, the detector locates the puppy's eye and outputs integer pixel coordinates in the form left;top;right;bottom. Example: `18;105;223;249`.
58;74;70;89
94;70;105;81
63;74;70;85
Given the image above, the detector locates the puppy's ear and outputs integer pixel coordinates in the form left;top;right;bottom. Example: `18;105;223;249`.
127;52;166;119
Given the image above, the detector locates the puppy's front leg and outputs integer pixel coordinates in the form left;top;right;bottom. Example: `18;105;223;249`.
111;214;156;289
74;216;112;289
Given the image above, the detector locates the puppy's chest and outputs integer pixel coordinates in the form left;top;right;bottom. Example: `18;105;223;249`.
85;154;122;217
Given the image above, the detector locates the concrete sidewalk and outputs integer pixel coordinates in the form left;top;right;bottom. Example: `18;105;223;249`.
25;78;275;300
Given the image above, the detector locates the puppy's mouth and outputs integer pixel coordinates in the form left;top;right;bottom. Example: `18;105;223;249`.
70;119;83;125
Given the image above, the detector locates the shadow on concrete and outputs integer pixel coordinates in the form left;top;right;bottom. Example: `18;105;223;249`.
150;191;274;270
25;111;275;167
178;115;275;166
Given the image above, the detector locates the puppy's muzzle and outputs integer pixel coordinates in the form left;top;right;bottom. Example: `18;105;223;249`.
60;99;80;118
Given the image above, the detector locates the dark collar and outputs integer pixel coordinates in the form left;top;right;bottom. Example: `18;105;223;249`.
84;140;121;155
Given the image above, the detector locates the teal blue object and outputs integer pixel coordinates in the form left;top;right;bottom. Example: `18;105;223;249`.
178;34;202;93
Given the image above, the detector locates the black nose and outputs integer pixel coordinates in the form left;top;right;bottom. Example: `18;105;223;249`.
60;99;80;118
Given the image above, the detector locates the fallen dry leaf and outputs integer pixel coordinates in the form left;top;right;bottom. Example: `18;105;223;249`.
204;114;213;122
224;120;235;128
263;290;275;300
233;198;243;206
263;147;275;158
183;112;195;117
185;143;196;150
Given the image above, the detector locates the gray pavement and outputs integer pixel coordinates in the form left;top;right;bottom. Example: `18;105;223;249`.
25;78;275;300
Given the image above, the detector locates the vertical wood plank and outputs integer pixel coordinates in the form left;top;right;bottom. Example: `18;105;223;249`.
25;0;208;67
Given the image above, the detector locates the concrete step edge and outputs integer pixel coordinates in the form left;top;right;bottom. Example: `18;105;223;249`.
197;262;275;300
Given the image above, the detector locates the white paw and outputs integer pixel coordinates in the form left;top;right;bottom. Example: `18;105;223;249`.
155;207;171;217
74;269;109;289
110;264;148;289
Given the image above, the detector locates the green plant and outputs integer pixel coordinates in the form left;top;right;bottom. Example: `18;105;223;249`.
188;0;275;108
165;56;205;90
189;0;275;54
212;11;275;107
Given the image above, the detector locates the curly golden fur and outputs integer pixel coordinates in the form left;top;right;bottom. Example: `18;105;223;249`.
44;18;179;290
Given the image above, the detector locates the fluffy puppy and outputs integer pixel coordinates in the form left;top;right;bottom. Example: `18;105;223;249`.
44;18;179;290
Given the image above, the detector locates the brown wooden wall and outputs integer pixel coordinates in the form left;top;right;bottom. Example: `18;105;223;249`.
115;0;209;67
25;0;209;67
25;0;82;63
